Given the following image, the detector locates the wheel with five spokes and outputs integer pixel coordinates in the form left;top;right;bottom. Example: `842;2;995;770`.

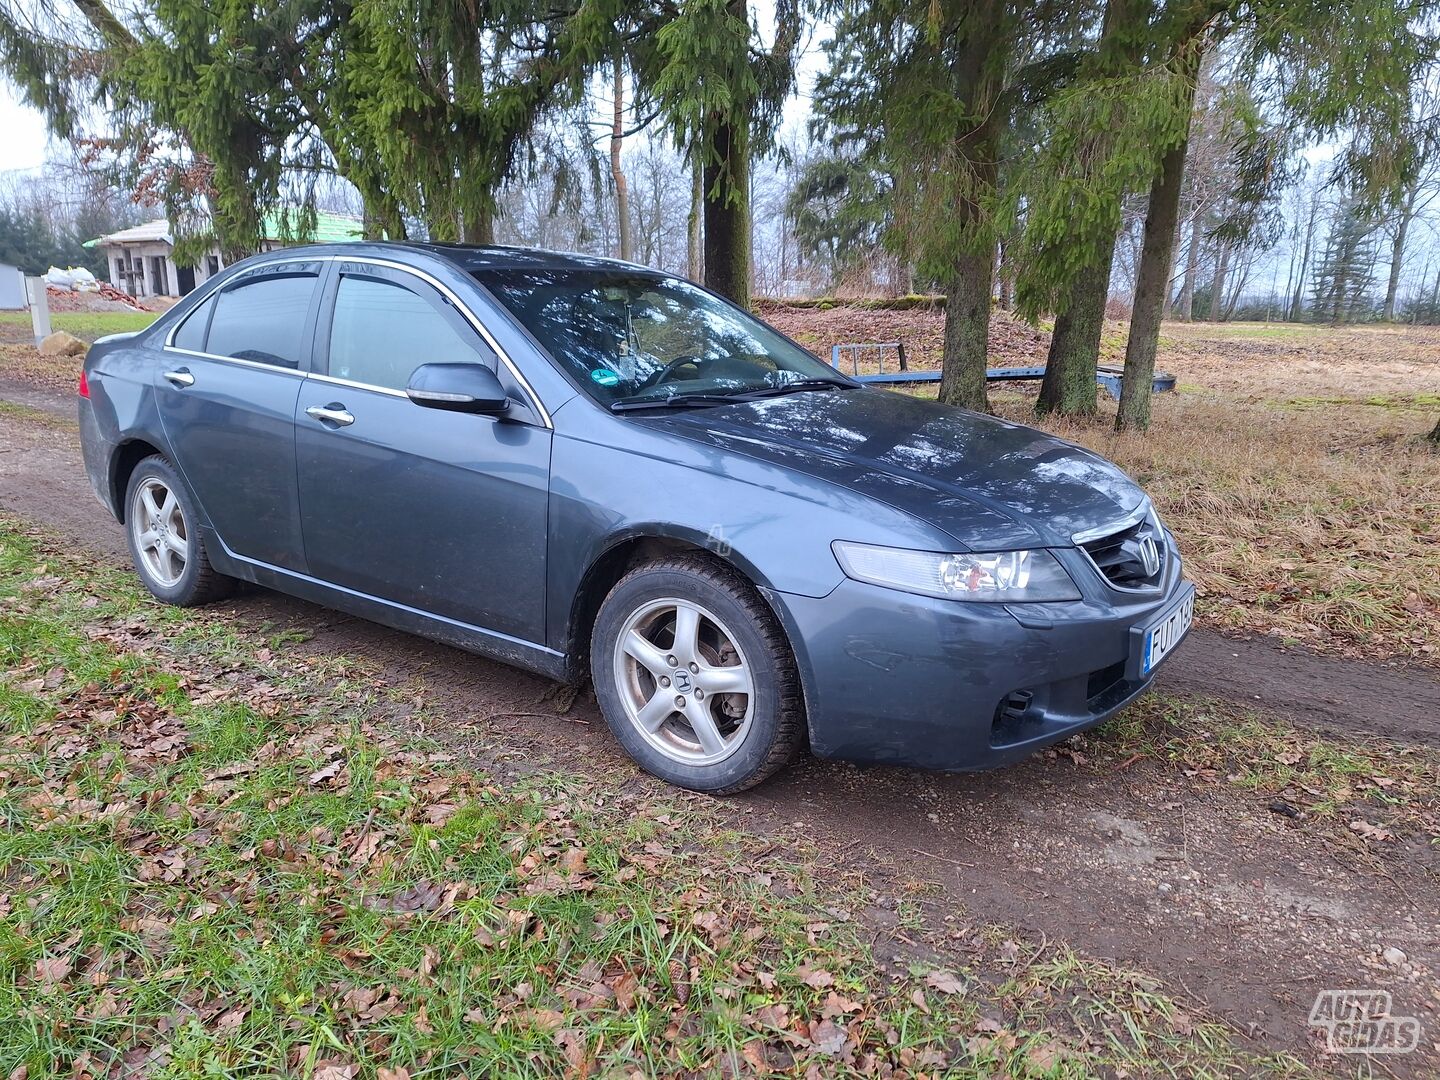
124;455;234;606
591;554;804;793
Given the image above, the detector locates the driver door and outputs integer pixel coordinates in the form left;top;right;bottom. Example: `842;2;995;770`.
295;261;551;643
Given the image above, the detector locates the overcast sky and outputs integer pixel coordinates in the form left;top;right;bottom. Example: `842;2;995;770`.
1;87;56;172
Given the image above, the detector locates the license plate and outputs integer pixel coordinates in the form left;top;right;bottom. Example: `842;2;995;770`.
1142;587;1194;675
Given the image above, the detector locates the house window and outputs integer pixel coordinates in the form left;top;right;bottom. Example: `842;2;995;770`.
150;256;168;296
206;255;221;278
113;258;123;287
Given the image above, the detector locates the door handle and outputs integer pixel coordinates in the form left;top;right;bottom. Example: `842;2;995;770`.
163;369;195;388
306;403;355;427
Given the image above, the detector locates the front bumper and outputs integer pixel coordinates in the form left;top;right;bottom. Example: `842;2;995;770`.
765;546;1193;771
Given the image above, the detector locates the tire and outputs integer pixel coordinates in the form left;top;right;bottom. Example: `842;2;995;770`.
591;554;804;794
123;454;234;607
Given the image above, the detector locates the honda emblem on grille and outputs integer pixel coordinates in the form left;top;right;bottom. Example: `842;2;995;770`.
1138;534;1160;577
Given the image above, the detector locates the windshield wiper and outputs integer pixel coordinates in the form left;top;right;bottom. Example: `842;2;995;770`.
610;379;851;413
610;393;745;412
731;378;852;399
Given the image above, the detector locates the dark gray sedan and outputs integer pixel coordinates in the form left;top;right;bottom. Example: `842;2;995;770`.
78;243;1194;792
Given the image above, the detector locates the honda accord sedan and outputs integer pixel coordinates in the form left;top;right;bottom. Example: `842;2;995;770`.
78;243;1194;793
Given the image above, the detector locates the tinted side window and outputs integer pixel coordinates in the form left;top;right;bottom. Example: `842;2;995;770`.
171;296;214;351
328;273;494;390
206;272;318;369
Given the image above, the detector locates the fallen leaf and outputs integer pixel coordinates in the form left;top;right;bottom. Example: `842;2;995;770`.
1348;819;1393;842
794;964;834;989
809;1019;849;1055
924;969;965;995
32;956;72;985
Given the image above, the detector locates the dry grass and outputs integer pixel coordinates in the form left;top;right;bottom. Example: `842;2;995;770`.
0;344;80;393
839;317;1440;666
1018;323;1440;665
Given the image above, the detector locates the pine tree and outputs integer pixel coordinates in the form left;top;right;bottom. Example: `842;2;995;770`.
815;0;1093;411
642;0;802;308
1309;194;1381;323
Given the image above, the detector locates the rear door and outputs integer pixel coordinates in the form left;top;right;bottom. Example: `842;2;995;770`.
156;259;324;570
294;259;551;643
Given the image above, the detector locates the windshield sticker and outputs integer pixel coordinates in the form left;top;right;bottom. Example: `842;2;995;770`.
590;368;621;387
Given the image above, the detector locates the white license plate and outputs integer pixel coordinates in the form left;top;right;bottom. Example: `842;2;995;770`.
1142;588;1194;675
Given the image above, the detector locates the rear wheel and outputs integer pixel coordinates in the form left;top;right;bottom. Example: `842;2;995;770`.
124;455;234;606
591;555;804;793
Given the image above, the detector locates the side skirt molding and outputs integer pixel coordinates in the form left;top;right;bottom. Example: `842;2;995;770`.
204;529;569;682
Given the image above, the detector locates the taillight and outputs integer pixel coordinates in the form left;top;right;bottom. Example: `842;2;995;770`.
78;369;90;398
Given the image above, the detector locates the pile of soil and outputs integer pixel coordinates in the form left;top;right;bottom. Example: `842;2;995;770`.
44;284;157;314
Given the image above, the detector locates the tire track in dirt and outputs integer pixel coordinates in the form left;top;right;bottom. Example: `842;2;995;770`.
2;402;1437;1070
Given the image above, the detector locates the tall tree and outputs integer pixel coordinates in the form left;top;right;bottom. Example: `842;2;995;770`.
645;0;802;308
610;50;634;261
818;0;1091;411
1011;0;1160;418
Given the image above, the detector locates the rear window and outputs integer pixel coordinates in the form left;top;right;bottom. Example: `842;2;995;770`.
204;267;319;368
171;296;213;351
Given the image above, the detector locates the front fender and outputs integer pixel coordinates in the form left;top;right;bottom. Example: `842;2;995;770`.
543;402;960;654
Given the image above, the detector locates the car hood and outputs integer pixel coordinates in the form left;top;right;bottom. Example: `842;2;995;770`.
644;388;1146;550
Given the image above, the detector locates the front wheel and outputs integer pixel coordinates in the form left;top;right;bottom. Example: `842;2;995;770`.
591;555;804;794
124;455;234;606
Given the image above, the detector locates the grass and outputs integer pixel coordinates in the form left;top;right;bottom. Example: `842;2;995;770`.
0;310;160;342
1094;693;1440;840
0;519;1312;1078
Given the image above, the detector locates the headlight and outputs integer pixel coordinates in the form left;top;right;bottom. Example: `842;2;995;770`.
832;541;1081;602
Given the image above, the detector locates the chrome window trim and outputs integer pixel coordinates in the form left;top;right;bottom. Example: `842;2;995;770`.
305;371;407;399
161;345;306;378
161;252;553;428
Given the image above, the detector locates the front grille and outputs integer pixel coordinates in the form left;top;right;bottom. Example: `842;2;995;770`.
1079;514;1164;590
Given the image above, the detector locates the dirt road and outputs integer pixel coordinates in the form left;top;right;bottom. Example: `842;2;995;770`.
3;384;1437;1071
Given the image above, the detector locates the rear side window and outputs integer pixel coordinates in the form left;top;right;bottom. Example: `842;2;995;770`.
171;296;214;351
205;270;319;369
327;273;495;390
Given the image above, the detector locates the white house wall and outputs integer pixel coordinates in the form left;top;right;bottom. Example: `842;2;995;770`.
100;241;225;298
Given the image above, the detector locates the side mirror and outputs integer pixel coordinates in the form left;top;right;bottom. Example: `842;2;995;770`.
406;362;510;415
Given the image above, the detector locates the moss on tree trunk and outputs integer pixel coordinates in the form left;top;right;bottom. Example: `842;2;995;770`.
702;119;751;310
1117;139;1189;432
938;249;993;413
1037;248;1113;418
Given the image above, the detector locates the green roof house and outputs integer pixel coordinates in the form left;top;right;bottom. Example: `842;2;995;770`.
87;211;364;299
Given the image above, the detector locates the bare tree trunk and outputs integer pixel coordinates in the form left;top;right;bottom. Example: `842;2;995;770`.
1117;137;1190;432
1178;215;1200;319
1383;190;1414;321
702;119;751;308
462;205;494;245
996;238;1013;310
1289;197;1317;320
687;153;703;282
610;51;633;263
1208;241;1229;321
1430;414;1440;445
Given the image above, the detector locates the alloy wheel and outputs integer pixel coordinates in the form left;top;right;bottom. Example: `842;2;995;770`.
130;476;189;588
612;596;755;766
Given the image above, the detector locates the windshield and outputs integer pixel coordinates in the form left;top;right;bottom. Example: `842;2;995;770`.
473;269;847;407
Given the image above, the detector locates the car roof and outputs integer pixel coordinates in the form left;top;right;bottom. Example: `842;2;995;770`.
255;240;659;275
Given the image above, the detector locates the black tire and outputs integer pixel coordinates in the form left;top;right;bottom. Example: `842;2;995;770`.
123;454;235;607
591;554;805;794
